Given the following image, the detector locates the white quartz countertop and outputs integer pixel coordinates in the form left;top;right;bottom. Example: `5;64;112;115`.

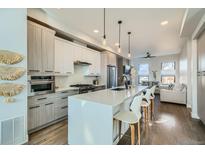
69;86;148;107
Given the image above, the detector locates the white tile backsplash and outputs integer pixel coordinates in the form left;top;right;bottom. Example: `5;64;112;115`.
55;65;98;88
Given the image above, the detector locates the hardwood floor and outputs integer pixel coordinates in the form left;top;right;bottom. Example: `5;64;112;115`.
28;95;205;145
118;95;205;145
28;120;68;145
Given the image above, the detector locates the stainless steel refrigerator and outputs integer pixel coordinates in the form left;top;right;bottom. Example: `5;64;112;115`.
197;29;205;124
107;65;117;88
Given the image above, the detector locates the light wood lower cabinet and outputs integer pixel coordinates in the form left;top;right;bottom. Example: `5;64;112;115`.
28;104;42;130
43;102;55;124
54;98;68;120
28;90;78;132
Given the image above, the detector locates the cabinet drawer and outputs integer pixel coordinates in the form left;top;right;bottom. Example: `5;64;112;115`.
55;90;79;98
55;101;68;120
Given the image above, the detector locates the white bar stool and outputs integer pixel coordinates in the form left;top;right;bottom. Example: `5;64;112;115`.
141;89;152;122
114;94;143;145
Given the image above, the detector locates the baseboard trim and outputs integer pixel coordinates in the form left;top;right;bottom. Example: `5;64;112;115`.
191;112;200;119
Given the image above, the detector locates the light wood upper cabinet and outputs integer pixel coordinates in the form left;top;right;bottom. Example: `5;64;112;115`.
63;41;74;74
27;21;55;74
27;21;42;72
42;29;55;73
54;38;65;73
54;37;74;74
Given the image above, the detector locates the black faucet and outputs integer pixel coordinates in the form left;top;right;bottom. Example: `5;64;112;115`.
123;74;129;89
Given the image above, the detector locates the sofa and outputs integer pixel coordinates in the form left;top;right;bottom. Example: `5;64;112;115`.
160;84;187;105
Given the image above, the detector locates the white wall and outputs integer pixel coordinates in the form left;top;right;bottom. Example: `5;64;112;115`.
0;9;27;144
131;54;179;84
179;38;192;108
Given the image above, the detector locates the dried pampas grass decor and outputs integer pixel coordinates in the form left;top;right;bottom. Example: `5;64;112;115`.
0;83;24;103
0;50;23;64
0;66;26;80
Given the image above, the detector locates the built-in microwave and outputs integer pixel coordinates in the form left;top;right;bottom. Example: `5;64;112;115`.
28;75;55;96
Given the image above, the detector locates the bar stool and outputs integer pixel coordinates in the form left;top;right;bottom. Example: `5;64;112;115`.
141;89;152;122
114;94;143;145
150;85;156;119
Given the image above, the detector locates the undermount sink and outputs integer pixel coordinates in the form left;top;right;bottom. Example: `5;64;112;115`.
111;87;126;91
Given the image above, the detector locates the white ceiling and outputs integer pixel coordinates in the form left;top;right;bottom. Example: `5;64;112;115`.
44;8;186;58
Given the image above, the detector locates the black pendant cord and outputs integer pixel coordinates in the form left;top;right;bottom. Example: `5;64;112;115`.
118;20;122;49
128;32;131;54
103;8;106;39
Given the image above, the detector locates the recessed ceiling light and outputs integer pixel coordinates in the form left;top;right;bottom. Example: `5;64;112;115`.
160;20;168;26
93;29;99;33
115;43;119;46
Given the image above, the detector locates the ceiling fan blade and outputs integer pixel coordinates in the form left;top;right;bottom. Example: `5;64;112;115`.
139;56;148;58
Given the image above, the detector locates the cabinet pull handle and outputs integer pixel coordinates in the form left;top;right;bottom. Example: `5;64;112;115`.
55;72;60;73
29;106;40;109
45;70;54;73
37;97;47;100
61;106;68;109
61;91;68;94
45;102;54;106
62;97;67;100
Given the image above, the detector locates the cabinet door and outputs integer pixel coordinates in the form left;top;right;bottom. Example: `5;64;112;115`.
95;52;101;75
28;104;41;130
55;99;68;120
73;45;82;61
42;102;55;124
27;22;42;72
86;50;95;75
87;51;101;75
42;28;55;73
54;38;65;74
64;42;74;74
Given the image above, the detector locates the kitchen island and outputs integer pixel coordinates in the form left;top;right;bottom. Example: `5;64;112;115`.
68;86;147;145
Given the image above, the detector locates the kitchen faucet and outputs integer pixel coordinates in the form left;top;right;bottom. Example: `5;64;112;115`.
122;74;129;89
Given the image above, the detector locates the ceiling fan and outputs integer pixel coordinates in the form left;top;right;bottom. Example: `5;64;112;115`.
140;52;156;59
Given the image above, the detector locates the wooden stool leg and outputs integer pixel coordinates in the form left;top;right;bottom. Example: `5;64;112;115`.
152;99;155;117
146;106;149;121
145;107;148;122
150;100;153;119
138;121;140;145
130;124;135;145
119;121;122;140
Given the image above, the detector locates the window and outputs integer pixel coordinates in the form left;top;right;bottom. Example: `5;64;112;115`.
161;62;175;71
138;64;149;84
138;64;149;75
161;62;176;84
161;75;175;84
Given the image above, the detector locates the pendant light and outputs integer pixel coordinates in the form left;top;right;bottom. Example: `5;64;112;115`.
102;8;106;45
128;32;131;58
118;20;122;53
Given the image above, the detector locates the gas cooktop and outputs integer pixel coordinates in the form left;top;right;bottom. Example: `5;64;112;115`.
70;84;94;87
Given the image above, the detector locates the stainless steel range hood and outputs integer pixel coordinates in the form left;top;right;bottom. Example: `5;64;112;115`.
74;60;92;66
